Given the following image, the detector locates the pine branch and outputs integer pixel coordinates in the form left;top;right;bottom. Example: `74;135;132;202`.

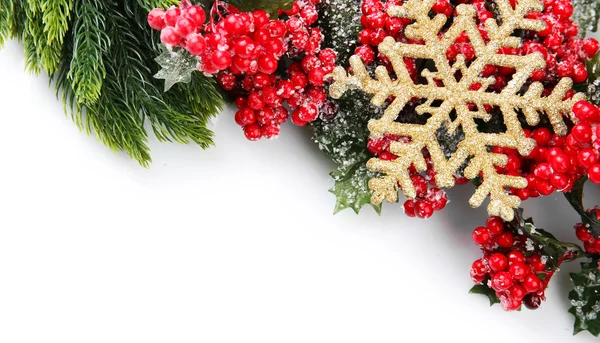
136;0;180;12
68;0;108;105
23;1;65;74
0;0;10;47
7;0;26;40
41;0;73;44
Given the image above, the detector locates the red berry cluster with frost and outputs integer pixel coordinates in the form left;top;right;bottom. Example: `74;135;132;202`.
367;134;455;218
494;101;600;200
574;208;600;254
148;0;336;140
470;217;552;311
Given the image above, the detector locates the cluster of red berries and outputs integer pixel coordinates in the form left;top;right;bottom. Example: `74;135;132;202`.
470;217;550;311
494;100;600;200
367;134;452;218
574;208;600;254
354;0;417;79
148;0;336;140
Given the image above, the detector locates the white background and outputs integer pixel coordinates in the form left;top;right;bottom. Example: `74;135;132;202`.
2;36;600;342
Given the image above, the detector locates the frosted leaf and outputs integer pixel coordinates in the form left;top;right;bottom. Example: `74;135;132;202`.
154;47;199;92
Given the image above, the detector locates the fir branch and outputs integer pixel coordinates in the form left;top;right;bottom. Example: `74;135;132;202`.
136;0;179;12
68;0;108;105
0;0;10;47
41;0;73;44
23;1;64;74
8;0;26;40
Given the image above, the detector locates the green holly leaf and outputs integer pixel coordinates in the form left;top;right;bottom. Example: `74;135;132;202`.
572;0;600;37
469;282;500;306
226;0;294;16
154;47;199;92
569;258;600;336
330;161;382;215
512;209;585;269
565;177;600;237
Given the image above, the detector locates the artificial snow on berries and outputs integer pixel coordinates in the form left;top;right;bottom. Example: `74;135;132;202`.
149;0;336;141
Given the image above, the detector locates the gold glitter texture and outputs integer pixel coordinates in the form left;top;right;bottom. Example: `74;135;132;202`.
329;0;586;221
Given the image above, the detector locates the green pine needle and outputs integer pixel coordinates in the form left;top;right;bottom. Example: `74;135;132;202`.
68;0;108;105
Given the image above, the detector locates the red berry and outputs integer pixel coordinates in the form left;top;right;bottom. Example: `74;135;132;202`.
261;124;280;139
258;54;278;74
508;262;530;280
224;14;246;35
247;92;264;110
588;164;600;184
527;255;546;272
244;123;262;141
488;253;508;272
404;200;416;217
186;34;206;55
471;259;488;276
582;38;600;59
496;232;514;248
187;6;206;26
523;294;542;310
486;217;504;235
211;50;232;70
522;274;541;293
578;148;599;169
491;271;513;292
415;200;434;219
176;17;195;36
160;27;181;46
572;123;593;143
252;9;269;28
472;226;492;245
148;8;166;30
509;284;526;300
164;7;181;27
507;250;526;264
575;223;593;242
573;101;599;122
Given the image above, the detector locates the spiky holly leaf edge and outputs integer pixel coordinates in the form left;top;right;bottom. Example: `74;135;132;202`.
330;160;382;215
569;257;600;336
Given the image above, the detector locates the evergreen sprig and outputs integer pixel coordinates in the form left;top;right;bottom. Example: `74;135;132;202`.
1;0;223;166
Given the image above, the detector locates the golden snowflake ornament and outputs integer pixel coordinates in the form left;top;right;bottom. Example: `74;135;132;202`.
329;0;586;221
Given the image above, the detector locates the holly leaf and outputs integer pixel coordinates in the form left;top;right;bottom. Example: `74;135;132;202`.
572;0;600;37
565;177;600;237
226;0;294;16
330;161;382;215
585;54;600;105
469;283;500;306
569;258;600;336
512;209;585;269
154;47;198;92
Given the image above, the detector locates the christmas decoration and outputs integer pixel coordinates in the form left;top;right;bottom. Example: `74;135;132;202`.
3;0;600;336
328;0;585;220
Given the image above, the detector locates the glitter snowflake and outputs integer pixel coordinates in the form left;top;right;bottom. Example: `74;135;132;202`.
329;0;586;220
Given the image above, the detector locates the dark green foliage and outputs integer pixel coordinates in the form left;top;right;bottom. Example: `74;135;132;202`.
312;91;383;214
569;258;600;336
68;0;107;105
469;281;500;306
572;0;600;37
565;177;600;237
2;0;223;166
318;0;363;64
227;0;294;15
0;0;10;46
